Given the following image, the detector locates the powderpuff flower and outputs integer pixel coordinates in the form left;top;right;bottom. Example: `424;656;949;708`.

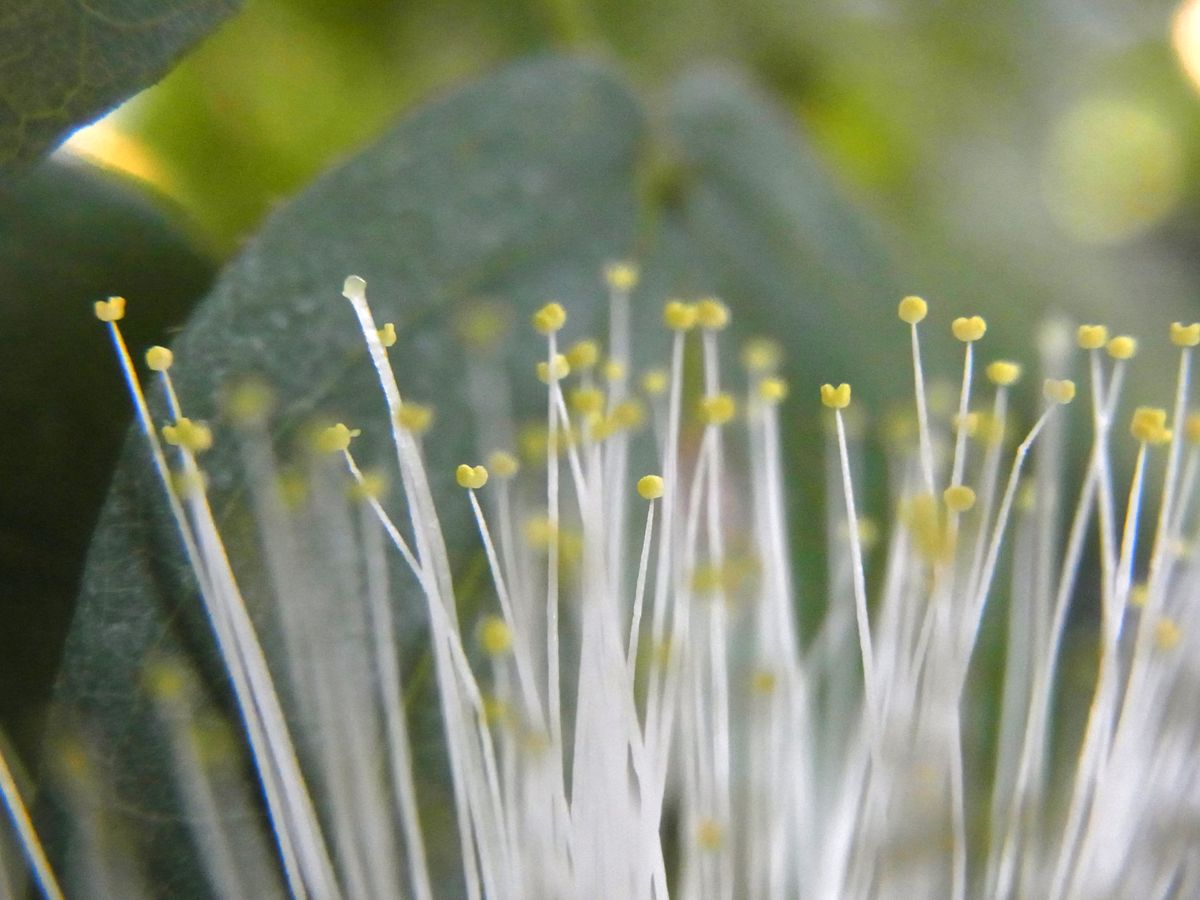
3;271;1199;899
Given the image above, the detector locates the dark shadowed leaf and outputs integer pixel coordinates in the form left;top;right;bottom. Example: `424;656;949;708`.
0;0;241;167
53;56;898;895
0;158;214;762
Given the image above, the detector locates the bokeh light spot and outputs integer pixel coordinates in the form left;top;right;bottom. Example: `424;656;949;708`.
1041;98;1183;245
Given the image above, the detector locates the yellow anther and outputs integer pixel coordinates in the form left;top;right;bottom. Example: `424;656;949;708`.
750;670;777;695
456;301;510;350
856;517;880;550
162;417;214;454
1077;324;1109;350
898;295;928;325
377;323;397;348
663;300;698;331
171;469;208;498
144;660;187;700
478;616;513;656
903;493;950;561
637;474;664;500
696;297;730;330
820;383;852;409
1131;407;1171;445
605;261;639;291
481;695;512;726
225;379;274;425
455;464;489;490
566;339;600;370
1187;413;1200;445
524;515;557;548
1107;336;1137;359
611;399;645;430
951;315;987;342
1017;480;1037;512
488;450;520;479
1155;618;1182;651
944;485;977;513
602;359;625;383
349;469;388;502
570;387;605;416
145;346;173;371
973;412;1007;447
741;338;781;373
954;411;981;438
641;368;668;395
759;377;788;403
532;302;567;335
699;393;737;426
1129;583;1149;608
986;360;1021;387
1043;379;1076;405
396;403;434;434
696;818;723;851
93;296;126;322
1171;322;1200;347
691;563;725;594
342;275;366;301
587;413;614;442
314;422;359;454
536;354;570;383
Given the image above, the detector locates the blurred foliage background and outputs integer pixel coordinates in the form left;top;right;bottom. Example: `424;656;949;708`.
4;0;1200;762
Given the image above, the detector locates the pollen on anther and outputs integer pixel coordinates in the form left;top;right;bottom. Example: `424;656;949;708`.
396;403;434;434
898;295;928;325
1186;413;1200;445
225;378;274;425
478;616;513;656
532;302;567;335
145;346;174;371
1155;618;1182;651
663;300;698;332
696;818;724;851
986;360;1021;386
820;383;852;409
488;450;520;479
641;368;668;396
637;474;664;500
952;316;987;342
759;377;788;403
1077;324;1108;350
377;323;397;348
162;417;214;454
456;464;489;490
1171;322;1200;347
741;338;781;373
1043;379;1076;405
349;469;388;502
93;296;126;322
696;297;730;330
315;422;359;454
699;393;737;426
1107;336;1137;360
1131;407;1170;445
605;261;639;291
944;485;977;513
537;354;570;383
566;339;599;370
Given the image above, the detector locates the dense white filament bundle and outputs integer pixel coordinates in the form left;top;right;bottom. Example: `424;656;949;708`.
3;285;1199;900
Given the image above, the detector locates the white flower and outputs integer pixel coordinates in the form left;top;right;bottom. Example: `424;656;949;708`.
4;275;1198;900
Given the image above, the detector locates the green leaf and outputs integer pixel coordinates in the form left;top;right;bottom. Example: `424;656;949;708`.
0;158;214;762
0;0;241;167
51;56;898;894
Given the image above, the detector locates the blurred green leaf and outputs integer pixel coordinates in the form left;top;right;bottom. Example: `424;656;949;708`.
0;0;241;167
53;56;898;894
0;158;214;761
